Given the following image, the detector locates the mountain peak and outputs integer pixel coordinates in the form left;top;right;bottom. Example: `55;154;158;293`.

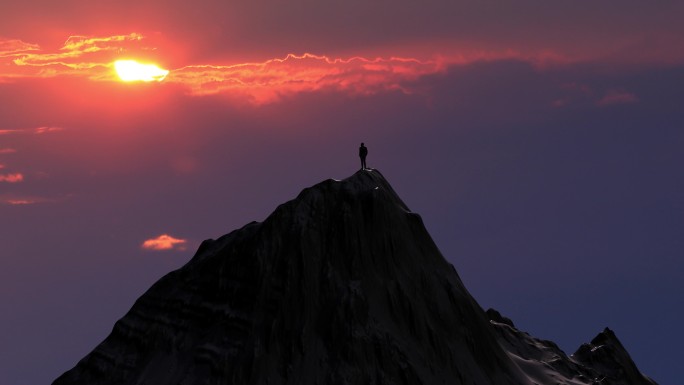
572;328;657;385
335;168;395;191
53;170;658;385
293;168;410;212
590;327;622;347
54;169;523;385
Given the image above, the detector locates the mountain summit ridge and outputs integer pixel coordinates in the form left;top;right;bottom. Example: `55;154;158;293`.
53;169;657;385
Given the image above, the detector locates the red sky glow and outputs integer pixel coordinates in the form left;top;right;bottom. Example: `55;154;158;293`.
1;2;683;385
1;33;448;104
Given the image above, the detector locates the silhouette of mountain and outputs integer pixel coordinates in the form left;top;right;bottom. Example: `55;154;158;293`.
487;310;657;384
53;169;658;385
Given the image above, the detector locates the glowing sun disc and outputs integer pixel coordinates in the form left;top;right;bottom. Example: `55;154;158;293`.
114;60;169;82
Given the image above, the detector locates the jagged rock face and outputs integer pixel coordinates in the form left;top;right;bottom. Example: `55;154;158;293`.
572;328;657;385
54;170;526;385
487;313;658;385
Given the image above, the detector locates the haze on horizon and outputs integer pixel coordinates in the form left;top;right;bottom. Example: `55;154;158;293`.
1;1;682;384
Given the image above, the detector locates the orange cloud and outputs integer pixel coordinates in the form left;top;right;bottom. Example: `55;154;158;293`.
35;126;64;134
0;38;40;57
5;199;36;205
169;53;443;104
0;193;69;206
0;32;583;105
596;90;639;106
0;126;63;135
1;196;47;205
0;33;145;81
2;33;444;102
0;173;23;183
0;148;17;154
141;234;188;251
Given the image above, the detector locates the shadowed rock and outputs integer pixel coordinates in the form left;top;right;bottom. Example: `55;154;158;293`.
489;313;658;385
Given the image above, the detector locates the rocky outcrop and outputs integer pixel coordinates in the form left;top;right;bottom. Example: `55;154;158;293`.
487;311;658;385
572;328;658;385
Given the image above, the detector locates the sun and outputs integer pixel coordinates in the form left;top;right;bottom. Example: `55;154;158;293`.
114;60;169;82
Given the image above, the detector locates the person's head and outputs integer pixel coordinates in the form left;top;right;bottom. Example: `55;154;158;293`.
361;142;365;146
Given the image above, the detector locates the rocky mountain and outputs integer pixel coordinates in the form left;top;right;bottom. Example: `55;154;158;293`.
486;309;657;385
53;169;657;385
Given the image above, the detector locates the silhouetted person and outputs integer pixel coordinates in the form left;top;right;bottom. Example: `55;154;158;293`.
359;143;368;170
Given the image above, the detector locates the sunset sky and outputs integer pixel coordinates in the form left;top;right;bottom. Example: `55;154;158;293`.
1;1;683;384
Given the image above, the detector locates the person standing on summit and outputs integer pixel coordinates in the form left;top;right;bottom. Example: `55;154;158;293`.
359;143;368;170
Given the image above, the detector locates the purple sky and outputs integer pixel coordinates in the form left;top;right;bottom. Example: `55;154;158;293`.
1;2;683;384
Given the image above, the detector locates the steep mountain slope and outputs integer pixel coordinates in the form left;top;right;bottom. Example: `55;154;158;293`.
53;169;657;385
